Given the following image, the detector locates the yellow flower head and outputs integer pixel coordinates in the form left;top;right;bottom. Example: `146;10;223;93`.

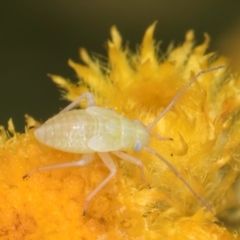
0;23;239;239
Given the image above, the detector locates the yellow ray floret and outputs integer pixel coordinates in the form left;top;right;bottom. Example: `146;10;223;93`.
0;23;240;239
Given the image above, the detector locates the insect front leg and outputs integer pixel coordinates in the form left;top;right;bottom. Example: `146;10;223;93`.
112;151;149;185
60;92;96;113
23;153;94;178
83;152;116;215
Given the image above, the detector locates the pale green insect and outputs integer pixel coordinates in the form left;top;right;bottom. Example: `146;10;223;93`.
24;66;224;215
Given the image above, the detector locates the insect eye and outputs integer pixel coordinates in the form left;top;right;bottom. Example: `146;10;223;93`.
133;140;143;152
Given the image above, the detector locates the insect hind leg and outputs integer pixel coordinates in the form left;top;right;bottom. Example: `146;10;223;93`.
60;92;96;113
23;153;95;179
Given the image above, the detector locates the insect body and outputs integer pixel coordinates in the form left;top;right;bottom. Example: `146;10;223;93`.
35;106;150;153
24;66;224;215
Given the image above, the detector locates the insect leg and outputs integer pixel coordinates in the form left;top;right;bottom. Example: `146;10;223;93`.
83;152;116;215
60;92;96;113
144;146;214;214
148;129;173;141
23;153;94;179
112;151;148;185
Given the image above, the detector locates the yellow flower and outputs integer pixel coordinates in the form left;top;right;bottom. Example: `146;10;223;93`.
0;22;239;239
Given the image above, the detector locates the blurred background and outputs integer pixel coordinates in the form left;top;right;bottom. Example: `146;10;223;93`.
1;1;240;131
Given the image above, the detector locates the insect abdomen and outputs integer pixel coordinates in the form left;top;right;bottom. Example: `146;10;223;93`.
35;110;97;153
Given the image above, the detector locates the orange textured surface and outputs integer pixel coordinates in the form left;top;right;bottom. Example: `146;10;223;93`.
0;23;239;239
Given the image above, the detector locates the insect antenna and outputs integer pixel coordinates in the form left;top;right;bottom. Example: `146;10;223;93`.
147;65;224;130
144;146;214;214
144;66;224;214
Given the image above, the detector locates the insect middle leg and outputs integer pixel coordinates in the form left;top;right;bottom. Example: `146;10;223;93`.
60;92;96;113
83;152;116;215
